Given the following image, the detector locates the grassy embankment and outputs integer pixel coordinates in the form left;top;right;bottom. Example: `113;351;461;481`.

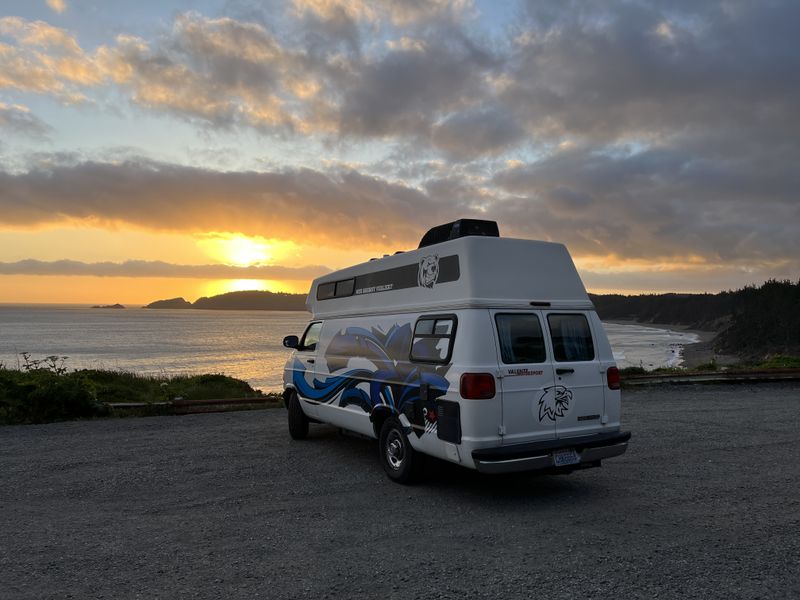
619;354;800;377
0;354;281;425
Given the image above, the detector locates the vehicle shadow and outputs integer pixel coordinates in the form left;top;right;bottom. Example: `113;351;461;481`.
303;424;604;505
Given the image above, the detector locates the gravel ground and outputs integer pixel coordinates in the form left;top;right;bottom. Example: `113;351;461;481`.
1;383;799;599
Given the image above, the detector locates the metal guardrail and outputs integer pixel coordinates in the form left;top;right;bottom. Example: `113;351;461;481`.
108;396;283;415
622;369;800;386
107;371;800;414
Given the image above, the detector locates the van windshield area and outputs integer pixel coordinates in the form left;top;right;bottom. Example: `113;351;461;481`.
495;314;546;364
547;314;594;362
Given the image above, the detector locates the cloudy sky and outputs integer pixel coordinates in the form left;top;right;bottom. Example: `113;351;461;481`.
1;0;798;303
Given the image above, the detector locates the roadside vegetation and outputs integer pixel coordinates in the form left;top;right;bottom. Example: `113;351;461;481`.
0;353;274;426
619;355;800;379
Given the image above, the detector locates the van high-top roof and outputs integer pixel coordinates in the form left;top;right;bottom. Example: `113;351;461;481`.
307;236;592;319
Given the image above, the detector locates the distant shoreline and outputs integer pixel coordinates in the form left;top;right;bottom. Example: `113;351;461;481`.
0;303;310;312
603;319;739;369
603;319;714;342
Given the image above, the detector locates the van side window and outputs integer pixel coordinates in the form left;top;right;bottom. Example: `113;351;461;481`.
335;278;355;297
495;314;546;364
317;283;335;300
300;322;323;352
547;314;594;362
317;278;355;300
410;316;456;363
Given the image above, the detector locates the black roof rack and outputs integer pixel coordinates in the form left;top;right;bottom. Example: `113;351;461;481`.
418;219;499;249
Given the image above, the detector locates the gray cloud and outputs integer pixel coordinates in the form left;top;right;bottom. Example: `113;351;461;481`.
431;107;524;161
0;103;52;139
0;259;330;279
0;156;435;250
501;1;800;146
492;143;800;262
2;148;798;276
337;38;497;140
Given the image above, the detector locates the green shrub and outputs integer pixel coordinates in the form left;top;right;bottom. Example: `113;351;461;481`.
166;373;260;401
0;369;107;425
694;360;719;372
1;354;265;425
743;355;800;370
619;366;648;376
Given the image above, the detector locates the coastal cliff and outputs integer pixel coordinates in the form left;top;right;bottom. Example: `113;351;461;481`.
591;279;800;359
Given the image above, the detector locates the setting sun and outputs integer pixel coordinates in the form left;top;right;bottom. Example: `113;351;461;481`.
196;233;299;268
197;234;271;266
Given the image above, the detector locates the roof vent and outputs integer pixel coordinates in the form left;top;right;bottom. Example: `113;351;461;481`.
418;219;500;249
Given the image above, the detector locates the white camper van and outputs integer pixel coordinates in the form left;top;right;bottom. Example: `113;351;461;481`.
282;220;630;483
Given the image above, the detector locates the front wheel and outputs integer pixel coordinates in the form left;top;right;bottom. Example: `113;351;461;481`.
287;391;309;440
379;417;422;484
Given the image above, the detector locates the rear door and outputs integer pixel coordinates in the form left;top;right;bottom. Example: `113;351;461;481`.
492;311;557;446
544;313;605;438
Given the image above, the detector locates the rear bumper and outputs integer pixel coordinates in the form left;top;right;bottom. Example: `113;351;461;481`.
472;430;631;474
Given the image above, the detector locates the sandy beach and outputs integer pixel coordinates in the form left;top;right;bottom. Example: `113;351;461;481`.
604;319;739;369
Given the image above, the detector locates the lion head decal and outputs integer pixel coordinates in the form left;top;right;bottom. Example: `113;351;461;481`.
418;255;440;288
538;385;573;422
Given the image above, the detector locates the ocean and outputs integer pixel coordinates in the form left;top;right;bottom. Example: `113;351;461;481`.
0;306;699;390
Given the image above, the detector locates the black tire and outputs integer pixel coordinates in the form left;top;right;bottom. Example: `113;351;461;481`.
287;391;309;440
378;417;422;484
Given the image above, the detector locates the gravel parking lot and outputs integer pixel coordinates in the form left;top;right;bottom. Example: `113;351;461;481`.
2;382;799;599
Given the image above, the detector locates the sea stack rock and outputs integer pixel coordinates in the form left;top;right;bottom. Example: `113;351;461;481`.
145;297;193;309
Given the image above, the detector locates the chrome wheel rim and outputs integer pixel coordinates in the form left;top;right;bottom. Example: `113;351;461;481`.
385;429;405;470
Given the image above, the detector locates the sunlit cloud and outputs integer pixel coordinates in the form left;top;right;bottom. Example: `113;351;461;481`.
0;17;94;101
97;16;304;130
46;0;68;14
291;0;472;26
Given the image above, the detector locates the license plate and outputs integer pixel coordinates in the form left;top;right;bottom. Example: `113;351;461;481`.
552;448;580;467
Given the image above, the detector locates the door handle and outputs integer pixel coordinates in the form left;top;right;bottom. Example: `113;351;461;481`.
307;359;315;364
556;368;574;375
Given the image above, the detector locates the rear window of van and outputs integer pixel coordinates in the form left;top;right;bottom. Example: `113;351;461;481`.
547;314;594;362
495;314;546;364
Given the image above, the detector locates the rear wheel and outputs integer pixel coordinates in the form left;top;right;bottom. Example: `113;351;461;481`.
287;391;309;440
379;417;422;484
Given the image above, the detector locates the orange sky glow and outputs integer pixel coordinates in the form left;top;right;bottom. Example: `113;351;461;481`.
1;1;798;303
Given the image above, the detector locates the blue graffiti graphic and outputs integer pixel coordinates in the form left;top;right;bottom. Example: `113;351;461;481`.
291;323;451;435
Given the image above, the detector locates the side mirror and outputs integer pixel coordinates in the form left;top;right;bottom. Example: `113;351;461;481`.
283;335;299;349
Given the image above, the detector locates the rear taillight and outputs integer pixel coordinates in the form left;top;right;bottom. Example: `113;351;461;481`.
460;373;496;399
607;366;621;390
